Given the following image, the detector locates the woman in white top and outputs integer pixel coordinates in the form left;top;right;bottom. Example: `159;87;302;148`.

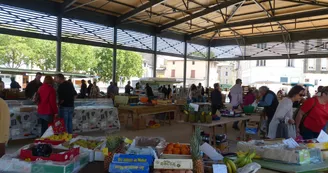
268;85;305;139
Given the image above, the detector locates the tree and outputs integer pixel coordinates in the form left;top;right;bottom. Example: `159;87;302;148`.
0;34;35;68
61;43;98;73
28;39;57;70
94;48;144;82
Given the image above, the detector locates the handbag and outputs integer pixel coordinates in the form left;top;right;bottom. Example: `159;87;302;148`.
32;88;40;104
276;120;289;139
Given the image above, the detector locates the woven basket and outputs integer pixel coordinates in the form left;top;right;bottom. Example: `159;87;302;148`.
104;144;125;172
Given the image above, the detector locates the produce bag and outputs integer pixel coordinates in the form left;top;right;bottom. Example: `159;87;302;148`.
288;124;296;139
49;117;66;134
237;162;261;173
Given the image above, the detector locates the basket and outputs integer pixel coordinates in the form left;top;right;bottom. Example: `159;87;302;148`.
243;106;255;113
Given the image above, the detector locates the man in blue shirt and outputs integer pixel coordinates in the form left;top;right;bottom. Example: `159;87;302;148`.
258;86;279;134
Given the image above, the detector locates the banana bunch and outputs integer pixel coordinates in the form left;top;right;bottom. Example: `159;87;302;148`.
223;157;237;173
235;150;257;168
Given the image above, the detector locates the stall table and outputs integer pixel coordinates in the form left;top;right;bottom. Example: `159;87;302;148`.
191;117;251;148
118;104;178;128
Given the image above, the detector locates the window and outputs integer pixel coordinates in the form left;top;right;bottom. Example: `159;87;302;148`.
257;43;267;49
308;59;316;70
171;69;175;77
225;71;228;76
256;60;266;66
191;70;195;78
321;58;327;71
192;61;195;65
280;77;288;83
226;79;228;84
305;79;310;82
315;79;319;85
287;59;294;67
173;61;175;65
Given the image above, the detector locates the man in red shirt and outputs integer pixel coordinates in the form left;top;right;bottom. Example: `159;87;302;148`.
296;86;328;139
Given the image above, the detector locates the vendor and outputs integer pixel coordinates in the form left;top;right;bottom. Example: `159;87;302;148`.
0;97;10;157
145;83;154;98
258;86;279;134
268;85;305;139
296;86;328;139
211;83;222;115
125;81;133;94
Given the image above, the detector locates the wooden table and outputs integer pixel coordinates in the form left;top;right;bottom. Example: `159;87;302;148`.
191;116;251;148
118;104;178;127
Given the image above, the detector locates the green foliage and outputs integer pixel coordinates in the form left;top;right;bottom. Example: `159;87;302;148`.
93;48;144;82
0;35;35;68
0;34;144;81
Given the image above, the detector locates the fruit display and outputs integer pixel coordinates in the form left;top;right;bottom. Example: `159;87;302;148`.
31;144;53;157
64;139;103;150
223;157;237;173
39;132;73;142
234;150;256;168
190;127;204;173
163;143;190;155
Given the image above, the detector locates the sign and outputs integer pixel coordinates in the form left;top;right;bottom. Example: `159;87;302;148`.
109;162;149;173
153;159;193;169
112;154;153;165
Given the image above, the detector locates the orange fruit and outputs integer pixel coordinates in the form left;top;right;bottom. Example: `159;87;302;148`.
174;143;181;148
172;148;181;154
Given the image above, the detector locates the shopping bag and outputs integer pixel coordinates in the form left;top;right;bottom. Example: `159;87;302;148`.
276;120;288;139
48;117;66;134
288;124;296;139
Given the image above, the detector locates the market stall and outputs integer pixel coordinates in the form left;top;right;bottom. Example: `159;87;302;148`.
7;99;119;140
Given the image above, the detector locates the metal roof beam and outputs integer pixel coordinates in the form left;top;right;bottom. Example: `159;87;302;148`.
158;0;244;31
116;0;164;25
281;0;328;7
189;8;328;38
65;0;100;13
63;0;78;9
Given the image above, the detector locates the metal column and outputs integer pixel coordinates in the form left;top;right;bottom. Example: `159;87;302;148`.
206;45;211;87
56;14;62;72
153;35;157;77
183;39;187;88
113;26;117;83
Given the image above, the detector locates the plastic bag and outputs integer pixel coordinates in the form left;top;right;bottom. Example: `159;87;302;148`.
237;162;261;173
288;124;296;139
49;117;66;134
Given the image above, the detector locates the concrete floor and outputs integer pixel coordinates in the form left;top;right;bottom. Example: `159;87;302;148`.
6;121;278;173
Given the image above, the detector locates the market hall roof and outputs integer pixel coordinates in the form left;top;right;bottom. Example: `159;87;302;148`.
2;0;328;45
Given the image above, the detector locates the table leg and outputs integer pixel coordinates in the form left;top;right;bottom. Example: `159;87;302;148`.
212;126;217;148
240;120;246;141
224;124;228;135
168;112;171;125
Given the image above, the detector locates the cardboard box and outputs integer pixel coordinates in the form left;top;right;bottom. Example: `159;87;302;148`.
133;117;146;130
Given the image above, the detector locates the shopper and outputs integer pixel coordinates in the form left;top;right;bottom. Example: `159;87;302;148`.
79;80;87;98
211;83;222;115
167;85;172;99
198;83;205;96
37;75;58;135
114;82;119;95
0;98;10;157
316;86;323;97
90;81;100;98
230;79;243;130
25;72;42;99
107;82;115;99
87;80;93;97
162;85;168;99
125;81;133;94
258;86;279;134
188;84;198;102
268;85;305;139
56;73;77;134
0;77;4;90
145;83;154;98
296;86;328;139
10;77;21;89
243;89;256;106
